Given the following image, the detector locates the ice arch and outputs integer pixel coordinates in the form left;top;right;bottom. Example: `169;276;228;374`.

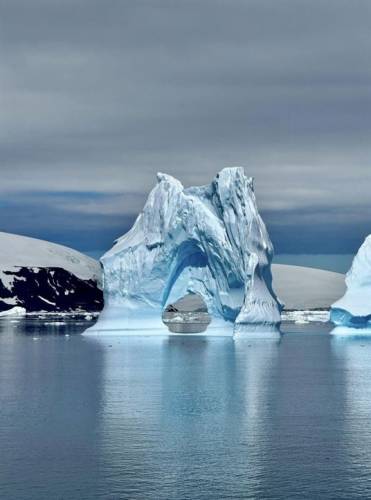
162;240;209;304
89;167;282;333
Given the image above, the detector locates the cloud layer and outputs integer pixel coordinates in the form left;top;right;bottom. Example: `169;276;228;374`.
1;0;371;254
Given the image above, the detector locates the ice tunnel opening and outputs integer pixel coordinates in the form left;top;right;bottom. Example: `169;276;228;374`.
162;292;211;334
161;239;209;308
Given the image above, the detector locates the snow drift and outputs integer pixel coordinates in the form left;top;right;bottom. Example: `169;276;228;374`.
89;167;282;333
0;232;103;313
331;235;371;328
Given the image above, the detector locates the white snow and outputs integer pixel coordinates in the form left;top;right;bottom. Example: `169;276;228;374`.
43;321;66;326
282;310;330;323
0;272;16;291
38;296;56;306
0;232;101;284
167;264;345;312
2;297;18;305
167;293;207;312
272;264;345;310
0;306;26;317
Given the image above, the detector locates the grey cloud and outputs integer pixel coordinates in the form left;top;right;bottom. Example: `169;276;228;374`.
0;0;371;252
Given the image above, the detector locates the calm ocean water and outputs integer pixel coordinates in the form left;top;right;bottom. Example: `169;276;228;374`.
1;317;371;499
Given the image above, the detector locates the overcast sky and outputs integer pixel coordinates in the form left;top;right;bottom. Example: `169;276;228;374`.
1;0;371;255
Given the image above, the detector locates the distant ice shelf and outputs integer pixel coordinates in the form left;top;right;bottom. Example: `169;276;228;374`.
330;326;371;336
282;310;330;324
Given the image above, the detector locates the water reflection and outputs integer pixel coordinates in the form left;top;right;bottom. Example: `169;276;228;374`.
0;320;105;499
331;334;371;496
89;334;281;498
258;331;349;498
4;322;371;498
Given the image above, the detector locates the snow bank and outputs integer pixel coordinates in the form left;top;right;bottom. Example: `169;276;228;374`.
272;264;345;310
0;232;101;283
0;306;26;317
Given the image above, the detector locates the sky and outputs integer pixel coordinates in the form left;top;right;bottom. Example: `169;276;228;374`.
1;0;371;258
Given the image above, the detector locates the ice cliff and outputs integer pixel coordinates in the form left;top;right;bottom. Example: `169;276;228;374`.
331;235;371;328
91;167;282;332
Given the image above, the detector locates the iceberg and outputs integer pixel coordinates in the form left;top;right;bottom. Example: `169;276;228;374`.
330;235;371;328
88;167;282;333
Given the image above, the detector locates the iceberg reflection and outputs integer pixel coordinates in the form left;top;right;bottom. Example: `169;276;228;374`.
85;333;281;498
331;335;371;487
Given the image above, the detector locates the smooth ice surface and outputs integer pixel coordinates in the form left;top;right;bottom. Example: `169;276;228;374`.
4;320;371;499
331;326;371;336
90;167;281;333
331;235;371;328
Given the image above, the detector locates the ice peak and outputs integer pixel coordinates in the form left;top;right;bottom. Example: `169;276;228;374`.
156;172;183;189
213;166;254;191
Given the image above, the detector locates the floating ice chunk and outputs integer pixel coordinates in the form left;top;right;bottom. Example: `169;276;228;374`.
282;310;330;323
0;306;26;317
43;321;66;326
330;326;371;336
87;167;282;334
330;235;371;328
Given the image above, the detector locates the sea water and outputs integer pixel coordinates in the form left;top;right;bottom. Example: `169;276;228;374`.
1;317;371;499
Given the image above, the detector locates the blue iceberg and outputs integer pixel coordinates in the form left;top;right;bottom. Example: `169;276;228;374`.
88;167;282;334
331;235;371;328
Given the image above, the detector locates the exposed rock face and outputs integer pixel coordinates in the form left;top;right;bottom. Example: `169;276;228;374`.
0;267;102;313
0;232;103;313
331;235;371;328
92;167;282;332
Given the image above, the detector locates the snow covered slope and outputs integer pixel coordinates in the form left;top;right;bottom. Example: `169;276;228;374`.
0;232;103;313
91;167;282;332
164;264;345;312
272;264;345;310
331;235;371;327
0;232;100;281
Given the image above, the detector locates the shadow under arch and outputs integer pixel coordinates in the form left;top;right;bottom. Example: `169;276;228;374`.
161;239;209;308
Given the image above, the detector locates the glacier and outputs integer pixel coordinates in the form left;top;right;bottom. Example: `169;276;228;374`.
330;235;371;328
88;167;282;334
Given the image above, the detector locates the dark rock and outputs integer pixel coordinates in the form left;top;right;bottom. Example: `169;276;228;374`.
0;267;103;313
